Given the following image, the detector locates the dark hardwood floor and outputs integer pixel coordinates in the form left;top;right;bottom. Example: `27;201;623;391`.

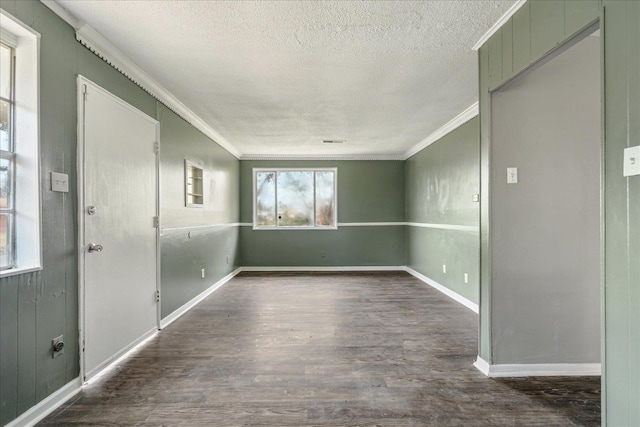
40;272;600;426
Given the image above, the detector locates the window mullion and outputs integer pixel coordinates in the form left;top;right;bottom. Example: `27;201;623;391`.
274;171;279;228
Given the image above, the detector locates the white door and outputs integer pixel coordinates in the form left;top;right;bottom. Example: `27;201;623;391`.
78;77;159;381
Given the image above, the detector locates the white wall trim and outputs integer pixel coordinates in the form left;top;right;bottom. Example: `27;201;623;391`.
474;356;491;376
475;360;601;377
40;0;81;29
404;267;479;313
471;0;528;51
241;266;405;272
338;222;405;227
160;268;242;329
240;154;405;161
406;222;479;232
239;222;478;230
70;23;241;158
404;102;479;159
5;377;81;427
161;223;242;236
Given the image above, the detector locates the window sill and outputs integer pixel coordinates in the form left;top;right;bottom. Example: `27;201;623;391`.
0;264;43;279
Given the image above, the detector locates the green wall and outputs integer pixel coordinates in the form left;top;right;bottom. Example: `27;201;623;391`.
240;160;405;267
158;104;240;319
480;0;639;424
405;117;480;304
0;2;240;424
602;1;639;425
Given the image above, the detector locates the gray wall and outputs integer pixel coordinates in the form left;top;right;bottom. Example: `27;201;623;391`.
0;2;239;424
240;160;405;267
491;35;600;364
405;117;480;304
158;105;240;319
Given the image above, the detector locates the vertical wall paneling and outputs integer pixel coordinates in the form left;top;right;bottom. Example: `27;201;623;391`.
0;2;241;424
603;1;640;425
501;20;514;82
565;1;599;38
530;0;565;60
512;3;532;75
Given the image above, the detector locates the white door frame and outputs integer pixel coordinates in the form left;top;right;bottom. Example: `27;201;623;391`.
76;75;161;382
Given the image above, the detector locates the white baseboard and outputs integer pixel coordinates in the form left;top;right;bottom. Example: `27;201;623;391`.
159;268;241;329
5;377;82;427
403;267;479;313
474;356;491;376
240;266;405;272
474;356;601;377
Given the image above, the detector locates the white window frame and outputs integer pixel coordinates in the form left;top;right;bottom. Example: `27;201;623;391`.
0;9;41;277
253;167;338;230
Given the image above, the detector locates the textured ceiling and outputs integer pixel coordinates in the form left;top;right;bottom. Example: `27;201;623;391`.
58;0;516;158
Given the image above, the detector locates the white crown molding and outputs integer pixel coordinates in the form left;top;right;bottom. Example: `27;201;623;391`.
5;377;81;427
475;361;601;377
240;154;405;161
404;102;479;159
40;0;81;29
472;0;528;51
74;24;241;158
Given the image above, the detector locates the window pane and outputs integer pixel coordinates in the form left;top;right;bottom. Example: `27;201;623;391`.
0;157;12;210
315;171;335;227
256;172;275;227
0;44;10;100
277;171;313;227
0;99;10;151
0;213;12;269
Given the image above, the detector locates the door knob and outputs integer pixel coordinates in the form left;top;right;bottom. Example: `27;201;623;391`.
88;243;103;253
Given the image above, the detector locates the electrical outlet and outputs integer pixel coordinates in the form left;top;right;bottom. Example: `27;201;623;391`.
442;264;447;274
464;273;469;284
52;335;64;358
201;268;205;279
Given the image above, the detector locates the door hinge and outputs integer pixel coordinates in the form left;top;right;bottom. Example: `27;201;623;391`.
153;141;159;154
83;84;88;101
153;216;160;228
156;290;160;303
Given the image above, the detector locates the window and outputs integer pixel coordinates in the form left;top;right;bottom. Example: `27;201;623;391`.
0;10;41;276
184;160;204;207
0;42;15;269
253;168;337;229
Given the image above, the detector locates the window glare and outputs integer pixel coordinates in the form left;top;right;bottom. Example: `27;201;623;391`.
277;171;313;227
0;213;11;268
254;169;336;229
0;44;11;100
256;172;276;227
0;100;10;152
315;171;335;227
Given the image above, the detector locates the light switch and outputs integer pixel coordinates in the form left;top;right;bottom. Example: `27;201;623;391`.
623;146;640;177
51;172;69;192
507;167;518;184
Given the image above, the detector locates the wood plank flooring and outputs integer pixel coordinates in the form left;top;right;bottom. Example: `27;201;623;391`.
40;272;600;426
